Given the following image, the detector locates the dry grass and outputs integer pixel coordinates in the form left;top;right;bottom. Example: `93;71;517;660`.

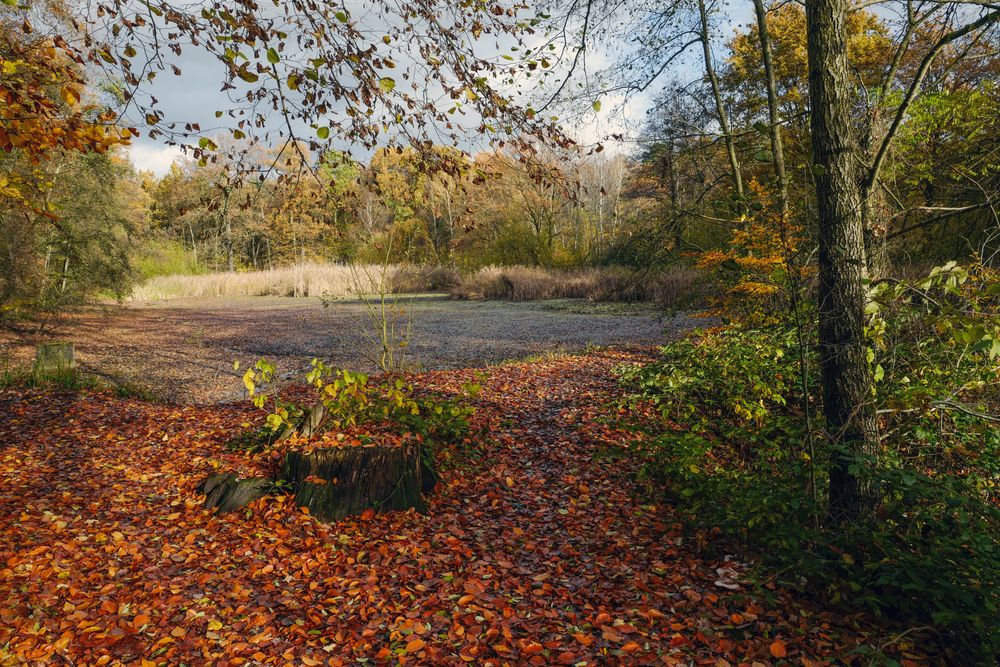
450;265;702;307
131;263;460;301
132;262;701;306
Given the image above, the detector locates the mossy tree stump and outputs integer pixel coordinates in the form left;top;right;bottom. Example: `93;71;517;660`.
202;441;435;521
283;443;428;522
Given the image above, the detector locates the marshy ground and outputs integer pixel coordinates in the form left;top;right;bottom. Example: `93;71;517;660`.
1;295;700;403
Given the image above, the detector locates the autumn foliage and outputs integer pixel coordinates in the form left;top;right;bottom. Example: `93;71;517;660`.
0;21;131;212
695;179;805;323
0;353;926;665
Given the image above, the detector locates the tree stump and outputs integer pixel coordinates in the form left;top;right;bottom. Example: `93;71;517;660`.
34;342;75;378
201;473;273;512
282;442;428;522
420;461;439;495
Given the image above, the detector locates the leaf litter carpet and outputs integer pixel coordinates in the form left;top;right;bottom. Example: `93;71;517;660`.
1;351;913;665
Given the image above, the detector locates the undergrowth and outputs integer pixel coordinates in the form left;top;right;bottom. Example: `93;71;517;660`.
237;358;482;470
619;262;1000;663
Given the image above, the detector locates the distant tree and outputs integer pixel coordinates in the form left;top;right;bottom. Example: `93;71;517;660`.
1;1;134;312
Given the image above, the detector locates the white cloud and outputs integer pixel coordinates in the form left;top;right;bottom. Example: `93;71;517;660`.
126;143;185;176
571;91;654;155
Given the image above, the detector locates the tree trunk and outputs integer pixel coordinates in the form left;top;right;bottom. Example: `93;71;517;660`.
698;0;744;210
60;255;70;294
862;187;890;279
806;0;879;522
221;186;234;273
752;0;789;220
187;221;199;267
859;102;891;279
40;245;52;299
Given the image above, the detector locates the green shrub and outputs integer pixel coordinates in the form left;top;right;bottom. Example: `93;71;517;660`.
224;424;283;454
132;238;205;282
619;263;1000;662
618;325;823;551
241;358;479;465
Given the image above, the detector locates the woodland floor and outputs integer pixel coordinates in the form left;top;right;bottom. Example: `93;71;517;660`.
0;296;682;403
0;350;922;666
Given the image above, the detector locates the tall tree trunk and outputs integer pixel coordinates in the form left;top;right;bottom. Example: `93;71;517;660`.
698;0;744;210
60;255;70;294
221;186;234;273
187;221;199;267
806;0;879;522
40;245;52;299
665;141;684;250
752;0;788;220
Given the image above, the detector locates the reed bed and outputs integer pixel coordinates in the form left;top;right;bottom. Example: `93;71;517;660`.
449;265;701;307
131;263;434;300
132;262;700;307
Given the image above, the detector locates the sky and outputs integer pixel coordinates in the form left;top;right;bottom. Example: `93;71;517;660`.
118;1;755;177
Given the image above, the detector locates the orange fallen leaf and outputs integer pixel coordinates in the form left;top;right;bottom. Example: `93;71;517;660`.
522;641;544;654
770;639;788;658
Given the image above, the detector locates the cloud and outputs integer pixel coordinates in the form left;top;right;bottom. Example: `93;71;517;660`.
571;92;654;155
126;143;185;176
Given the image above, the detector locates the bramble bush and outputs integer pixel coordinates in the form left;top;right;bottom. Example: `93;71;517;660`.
620;262;1000;663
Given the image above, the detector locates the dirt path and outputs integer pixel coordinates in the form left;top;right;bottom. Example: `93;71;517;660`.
0;297;694;404
0;351;905;666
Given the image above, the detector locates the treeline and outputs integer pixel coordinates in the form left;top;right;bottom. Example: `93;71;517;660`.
2;141;648;314
143;1;1000;284
143;145;636;274
3;2;998;316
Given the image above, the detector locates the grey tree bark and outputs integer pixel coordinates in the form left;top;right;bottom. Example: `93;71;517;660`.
220;185;234;273
697;0;744;210
752;0;788;220
805;0;879;521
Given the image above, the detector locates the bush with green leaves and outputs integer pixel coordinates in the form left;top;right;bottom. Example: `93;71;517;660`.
240;358;479;460
303;360;479;448
618;325;822;550
620;262;1000;662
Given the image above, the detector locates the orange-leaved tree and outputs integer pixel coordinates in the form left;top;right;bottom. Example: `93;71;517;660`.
1;5;132;212
696;179;805;324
